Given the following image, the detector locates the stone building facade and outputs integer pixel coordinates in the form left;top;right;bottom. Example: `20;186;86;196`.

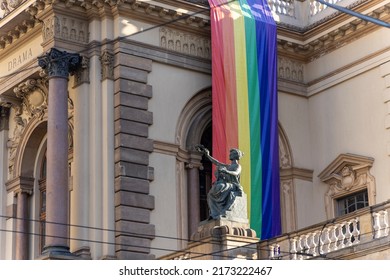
0;0;389;260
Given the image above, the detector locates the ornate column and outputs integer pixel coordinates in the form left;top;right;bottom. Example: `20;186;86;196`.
38;48;80;256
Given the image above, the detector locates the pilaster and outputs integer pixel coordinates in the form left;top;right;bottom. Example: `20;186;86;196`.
70;55;90;257
100;49;116;258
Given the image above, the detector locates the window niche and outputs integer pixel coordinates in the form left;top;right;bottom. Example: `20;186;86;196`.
318;154;376;219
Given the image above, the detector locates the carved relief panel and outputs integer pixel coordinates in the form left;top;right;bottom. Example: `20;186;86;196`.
159;27;211;59
42;15;89;45
5;76;74;179
278;57;304;83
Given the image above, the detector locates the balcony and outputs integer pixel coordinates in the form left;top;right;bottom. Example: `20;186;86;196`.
183;0;369;30
259;200;390;260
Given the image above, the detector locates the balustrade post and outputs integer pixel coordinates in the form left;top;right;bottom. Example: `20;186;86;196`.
351;219;360;245
384;210;390;237
373;212;381;238
337;223;346;249
345;220;353;246
290;237;298;260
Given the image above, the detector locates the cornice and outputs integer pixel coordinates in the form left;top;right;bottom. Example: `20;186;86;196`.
1;1;388;65
0;0;211;54
318;153;374;182
277;1;390;62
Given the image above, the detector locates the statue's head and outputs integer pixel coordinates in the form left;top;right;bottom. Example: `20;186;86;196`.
229;148;243;160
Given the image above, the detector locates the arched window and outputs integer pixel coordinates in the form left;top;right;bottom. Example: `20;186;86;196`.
176;90;311;238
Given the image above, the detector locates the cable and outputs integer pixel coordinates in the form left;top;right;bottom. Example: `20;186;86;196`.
0;214;260;250
1;0;389;82
0;226;262;260
317;218;336;259
315;0;390;28
0;0;238;82
0;226;321;260
0;214;337;260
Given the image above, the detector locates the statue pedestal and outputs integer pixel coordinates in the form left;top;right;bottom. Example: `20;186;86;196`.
160;219;259;260
224;193;249;223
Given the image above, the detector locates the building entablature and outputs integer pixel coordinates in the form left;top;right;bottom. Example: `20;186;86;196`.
0;0;211;52
275;0;390;61
1;0;389;96
2;1;388;62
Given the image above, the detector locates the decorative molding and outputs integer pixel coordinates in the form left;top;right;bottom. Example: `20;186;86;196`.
41;14;89;45
100;50;114;81
319;153;376;219
1;0;24;17
5;176;34;195
191;220;257;241
14;78;48;120
0;19;37;50
6;78;46;177
159;27;211;59
278;57;304;83
280;167;313;182
280;179;297;233
279;125;293;169
73;56;90;87
7;112;27;179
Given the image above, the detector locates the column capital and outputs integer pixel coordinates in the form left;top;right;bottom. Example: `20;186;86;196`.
38;48;81;79
5;176;34;196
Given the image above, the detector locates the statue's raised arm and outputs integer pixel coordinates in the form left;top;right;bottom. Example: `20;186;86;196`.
195;145;227;167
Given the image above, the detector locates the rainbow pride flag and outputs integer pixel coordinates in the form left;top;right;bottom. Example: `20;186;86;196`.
208;0;281;239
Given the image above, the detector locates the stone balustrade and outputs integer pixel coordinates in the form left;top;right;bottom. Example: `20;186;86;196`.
0;1;367;22
260;201;390;260
309;0;345;16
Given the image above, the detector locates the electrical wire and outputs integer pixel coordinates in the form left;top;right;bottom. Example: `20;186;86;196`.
0;214;270;260
0;0;238;82
0;214;258;249
315;0;390;28
1;0;389;82
0;225;323;260
0;213;364;260
1;0;389;260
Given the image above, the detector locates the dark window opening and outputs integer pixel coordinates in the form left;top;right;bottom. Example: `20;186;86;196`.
336;190;369;217
39;153;47;253
199;124;212;221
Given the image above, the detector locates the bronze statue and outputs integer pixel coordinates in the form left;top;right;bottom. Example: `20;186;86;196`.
196;145;244;220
